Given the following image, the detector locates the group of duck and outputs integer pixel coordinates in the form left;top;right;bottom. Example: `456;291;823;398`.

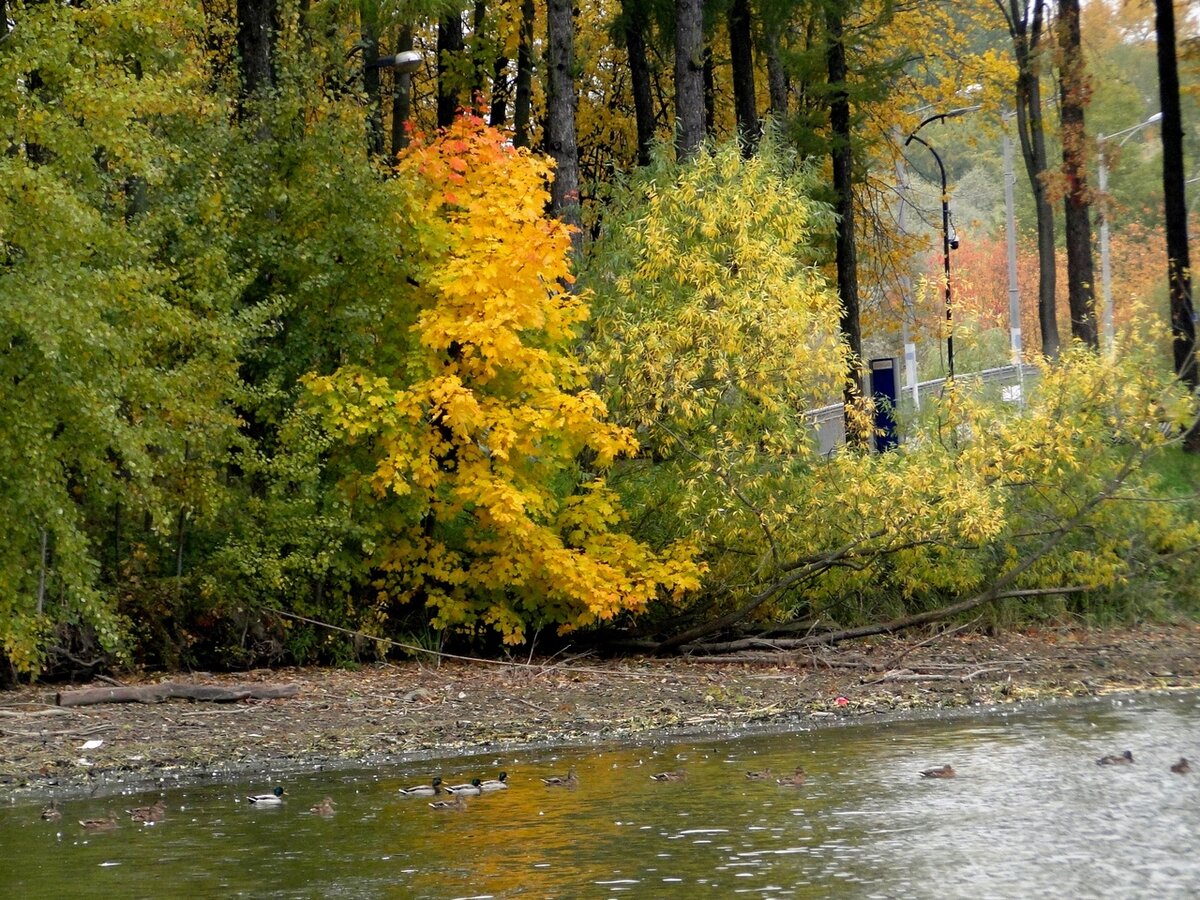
43;749;1191;829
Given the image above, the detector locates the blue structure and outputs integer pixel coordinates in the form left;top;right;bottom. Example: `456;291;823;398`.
869;357;899;451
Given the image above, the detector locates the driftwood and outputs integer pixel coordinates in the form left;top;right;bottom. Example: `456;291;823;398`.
56;682;300;708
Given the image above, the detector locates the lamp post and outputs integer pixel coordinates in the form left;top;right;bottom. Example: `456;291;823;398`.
905;106;979;381
1098;112;1163;351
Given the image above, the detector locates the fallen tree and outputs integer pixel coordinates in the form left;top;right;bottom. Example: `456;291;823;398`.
56;682;300;708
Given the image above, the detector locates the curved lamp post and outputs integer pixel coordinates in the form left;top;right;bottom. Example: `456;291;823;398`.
904;105;979;381
1097;112;1163;351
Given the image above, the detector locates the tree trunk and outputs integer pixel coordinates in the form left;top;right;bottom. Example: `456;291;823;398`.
674;0;705;160
489;53;510;127
546;0;582;259
764;26;789;121
1056;0;1097;349
472;0;488;105
825;2;863;444
236;0;277;100
57;682;301;707
728;0;758;155
391;26;415;155
621;0;656;167
437;11;465;127
1154;0;1197;424
513;0;535;147
362;17;384;156
1009;0;1060;359
703;45;716;138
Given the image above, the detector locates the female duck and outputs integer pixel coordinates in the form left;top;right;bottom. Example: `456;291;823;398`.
776;767;807;786
79;812;119;831
429;794;468;811
1096;751;1134;766
920;765;956;779
399;777;443;797
310;797;337;816
127;799;167;823
541;766;578;788
247;786;287;805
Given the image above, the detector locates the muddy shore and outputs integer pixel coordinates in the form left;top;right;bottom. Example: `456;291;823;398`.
2;623;1198;801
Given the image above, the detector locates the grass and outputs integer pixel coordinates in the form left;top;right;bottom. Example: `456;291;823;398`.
1143;444;1200;499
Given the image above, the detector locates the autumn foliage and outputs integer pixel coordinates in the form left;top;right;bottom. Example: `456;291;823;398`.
305;117;699;644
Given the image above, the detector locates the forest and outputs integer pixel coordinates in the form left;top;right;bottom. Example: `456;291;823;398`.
1;0;1198;679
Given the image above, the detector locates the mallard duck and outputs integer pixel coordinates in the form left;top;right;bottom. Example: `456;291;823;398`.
776;766;807;786
1170;757;1190;774
126;799;166;823
79;812;119;831
41;801;62;822
310;797;336;816
745;768;773;781
398;776;443;797
246;786;287;805
650;770;686;782
444;778;484;795
920;764;956;779
479;772;509;791
428;794;468;811
540;766;578;787
1097;750;1134;766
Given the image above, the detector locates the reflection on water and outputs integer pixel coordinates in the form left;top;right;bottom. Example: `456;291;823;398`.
2;692;1198;898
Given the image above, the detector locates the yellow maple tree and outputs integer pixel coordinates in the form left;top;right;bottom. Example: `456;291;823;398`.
304;115;699;643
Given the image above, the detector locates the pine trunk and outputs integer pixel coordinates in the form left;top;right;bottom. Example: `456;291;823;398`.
546;0;582;258
728;0;758;155
438;12;464;127
513;0;535;147
621;0;656;167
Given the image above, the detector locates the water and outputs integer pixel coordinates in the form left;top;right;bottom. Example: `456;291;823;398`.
3;692;1198;898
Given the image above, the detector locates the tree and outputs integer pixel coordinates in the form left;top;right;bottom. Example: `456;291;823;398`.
825;0;864;439
674;0;706;159
1154;0;1197;437
305;117;699;644
1056;0;1098;348
237;0;278;100
996;0;1061;358
728;0;759;154
546;0;582;255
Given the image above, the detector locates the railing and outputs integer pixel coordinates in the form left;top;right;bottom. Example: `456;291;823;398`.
806;363;1041;454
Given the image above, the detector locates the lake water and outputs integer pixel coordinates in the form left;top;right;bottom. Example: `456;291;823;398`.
2;691;1198;898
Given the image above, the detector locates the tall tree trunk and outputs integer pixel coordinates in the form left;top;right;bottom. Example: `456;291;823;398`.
437;11;464;127
674;0;705;160
362;16;384;156
1008;0;1060;358
728;0;758;155
489;53;510;127
621;0;656;167
1155;0;1197;451
826;1;863;444
1056;0;1097;349
546;0;582;259
391;26;415;155
236;0;277;100
472;1;488;107
764;25;789;121
702;46;716;138
513;0;535;147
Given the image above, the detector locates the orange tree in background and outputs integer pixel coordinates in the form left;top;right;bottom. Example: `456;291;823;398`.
304;116;699;644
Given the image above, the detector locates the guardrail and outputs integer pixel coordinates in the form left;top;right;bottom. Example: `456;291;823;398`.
807;363;1041;454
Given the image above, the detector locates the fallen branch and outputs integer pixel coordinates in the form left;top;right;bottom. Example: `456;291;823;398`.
55;682;301;708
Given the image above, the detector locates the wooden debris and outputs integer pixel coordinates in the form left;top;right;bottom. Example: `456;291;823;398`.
56;682;300;708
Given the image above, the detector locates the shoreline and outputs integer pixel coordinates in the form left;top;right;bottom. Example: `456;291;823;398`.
2;622;1197;802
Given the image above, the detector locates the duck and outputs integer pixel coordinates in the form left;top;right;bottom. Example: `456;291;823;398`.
246;786;287;805
79;812;119;831
398;776;443;797
1170;757;1190;774
540;766;578;787
650;770;686;782
745;768;773;781
126;799;166;823
479;772;509;791
776;766;807;786
41;801;62;822
310;797;336;816
428;794;468;811
1096;750;1134;766
445;778;484;795
920;765;956;779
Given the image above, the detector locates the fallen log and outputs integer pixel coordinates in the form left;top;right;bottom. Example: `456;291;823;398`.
56;682;300;708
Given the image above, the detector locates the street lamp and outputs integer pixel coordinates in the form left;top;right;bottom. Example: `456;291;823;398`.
904;105;980;381
1098;111;1163;351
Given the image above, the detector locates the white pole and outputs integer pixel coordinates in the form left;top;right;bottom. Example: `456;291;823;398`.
1003;121;1023;367
893;128;920;410
1098;145;1114;352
